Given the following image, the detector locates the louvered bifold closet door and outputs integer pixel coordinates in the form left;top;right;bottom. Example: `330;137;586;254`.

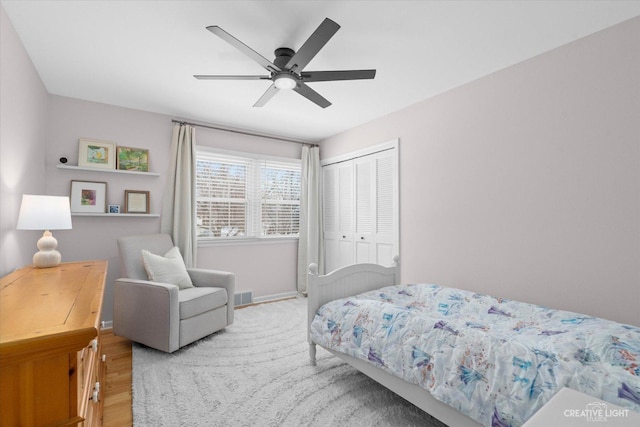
322;166;339;273
374;152;397;266
337;163;355;270
322;161;356;273
354;157;374;263
321;143;398;272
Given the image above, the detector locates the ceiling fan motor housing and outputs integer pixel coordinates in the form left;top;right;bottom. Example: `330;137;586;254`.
272;48;299;88
274;47;295;69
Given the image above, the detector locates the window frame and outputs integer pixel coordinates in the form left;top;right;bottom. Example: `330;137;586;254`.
196;145;301;246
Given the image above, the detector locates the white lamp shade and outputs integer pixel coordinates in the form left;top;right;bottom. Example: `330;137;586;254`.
17;195;72;230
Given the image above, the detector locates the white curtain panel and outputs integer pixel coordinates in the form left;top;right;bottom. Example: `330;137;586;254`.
297;145;324;294
161;123;197;267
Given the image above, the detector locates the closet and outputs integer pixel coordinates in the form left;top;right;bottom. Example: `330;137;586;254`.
322;140;398;273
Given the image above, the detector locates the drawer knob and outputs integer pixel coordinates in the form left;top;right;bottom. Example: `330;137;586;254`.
92;381;101;402
91;339;98;352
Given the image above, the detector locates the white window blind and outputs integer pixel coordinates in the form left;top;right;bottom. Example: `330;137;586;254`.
261;160;301;237
196;149;300;240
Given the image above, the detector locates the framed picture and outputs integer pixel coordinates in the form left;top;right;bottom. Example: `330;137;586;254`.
124;190;150;214
70;180;107;213
108;204;120;214
117;146;149;172
78;138;116;169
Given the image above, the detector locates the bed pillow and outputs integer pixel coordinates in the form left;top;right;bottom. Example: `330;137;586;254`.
141;246;193;289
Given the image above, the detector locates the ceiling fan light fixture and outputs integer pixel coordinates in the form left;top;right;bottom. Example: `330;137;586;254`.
274;73;297;90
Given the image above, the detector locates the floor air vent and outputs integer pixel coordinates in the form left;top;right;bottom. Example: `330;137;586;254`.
234;291;253;307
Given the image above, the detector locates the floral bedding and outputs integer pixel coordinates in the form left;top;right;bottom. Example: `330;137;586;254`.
309;283;640;427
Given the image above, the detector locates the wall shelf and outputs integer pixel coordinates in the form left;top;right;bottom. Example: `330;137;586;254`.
57;164;160;177
72;213;160;218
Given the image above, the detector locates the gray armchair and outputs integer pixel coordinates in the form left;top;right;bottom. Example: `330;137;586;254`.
113;233;234;353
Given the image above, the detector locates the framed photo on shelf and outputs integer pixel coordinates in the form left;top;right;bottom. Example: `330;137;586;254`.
70;180;107;213
108;204;120;214
117;146;149;172
78;138;116;169
124;190;150;214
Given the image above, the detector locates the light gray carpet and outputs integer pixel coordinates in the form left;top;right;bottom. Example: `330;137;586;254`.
132;297;448;426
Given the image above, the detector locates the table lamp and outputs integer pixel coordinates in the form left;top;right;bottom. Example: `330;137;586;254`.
17;195;73;268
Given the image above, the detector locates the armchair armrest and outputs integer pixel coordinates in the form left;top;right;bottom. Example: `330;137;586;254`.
187;268;235;325
113;278;180;353
187;268;234;289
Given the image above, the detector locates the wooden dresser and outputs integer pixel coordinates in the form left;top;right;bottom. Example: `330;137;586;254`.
0;260;107;427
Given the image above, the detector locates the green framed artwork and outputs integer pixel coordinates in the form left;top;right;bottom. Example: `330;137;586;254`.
117;146;149;172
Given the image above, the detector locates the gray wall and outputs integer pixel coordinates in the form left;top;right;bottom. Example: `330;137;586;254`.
1;5;301;323
43;96;301;323
0;6;49;275
319;17;640;326
46;95;300;320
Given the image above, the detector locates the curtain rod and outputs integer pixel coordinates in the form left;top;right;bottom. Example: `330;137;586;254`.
171;119;317;147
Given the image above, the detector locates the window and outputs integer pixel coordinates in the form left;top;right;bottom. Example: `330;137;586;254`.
196;148;301;241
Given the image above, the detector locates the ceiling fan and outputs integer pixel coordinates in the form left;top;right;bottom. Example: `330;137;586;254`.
194;18;376;108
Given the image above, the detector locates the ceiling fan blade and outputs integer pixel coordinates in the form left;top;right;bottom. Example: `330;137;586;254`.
253;84;279;107
194;75;271;80
301;69;376;82
293;82;331;108
285;18;340;72
207;26;280;73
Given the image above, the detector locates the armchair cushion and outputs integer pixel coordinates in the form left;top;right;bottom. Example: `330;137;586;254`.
179;287;228;319
142;246;193;289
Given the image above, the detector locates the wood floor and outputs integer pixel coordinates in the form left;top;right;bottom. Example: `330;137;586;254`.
102;329;133;426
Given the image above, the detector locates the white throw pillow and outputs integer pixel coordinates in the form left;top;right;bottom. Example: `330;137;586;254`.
141;246;193;289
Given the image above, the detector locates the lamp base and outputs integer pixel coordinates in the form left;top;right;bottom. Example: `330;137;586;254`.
33;230;62;268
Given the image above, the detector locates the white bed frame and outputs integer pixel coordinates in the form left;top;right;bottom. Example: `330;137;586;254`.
307;258;481;427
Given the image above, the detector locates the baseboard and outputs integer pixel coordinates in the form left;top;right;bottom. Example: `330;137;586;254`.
252;291;299;305
235;290;300;307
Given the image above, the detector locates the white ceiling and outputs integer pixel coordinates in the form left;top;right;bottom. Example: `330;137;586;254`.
3;1;640;143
